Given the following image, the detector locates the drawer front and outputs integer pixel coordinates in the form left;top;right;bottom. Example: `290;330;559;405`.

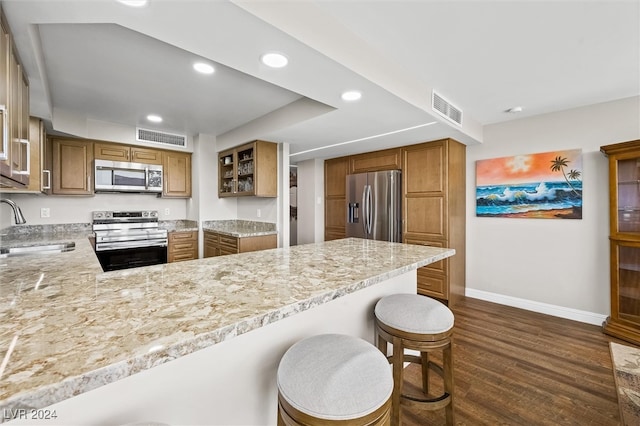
169;231;197;242
219;247;238;256
417;269;448;300
167;250;198;263
219;234;238;250
172;242;196;251
403;237;448;275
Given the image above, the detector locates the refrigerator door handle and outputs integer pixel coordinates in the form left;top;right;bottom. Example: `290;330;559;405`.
366;185;373;236
362;186;368;236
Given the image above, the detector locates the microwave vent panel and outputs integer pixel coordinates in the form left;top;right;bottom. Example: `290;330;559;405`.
136;128;187;148
431;91;463;126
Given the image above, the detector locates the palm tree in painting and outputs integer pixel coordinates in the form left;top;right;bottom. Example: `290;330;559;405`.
568;169;581;181
550;156;581;197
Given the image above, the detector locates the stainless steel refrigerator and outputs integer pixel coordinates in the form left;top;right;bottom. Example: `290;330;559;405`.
346;170;402;242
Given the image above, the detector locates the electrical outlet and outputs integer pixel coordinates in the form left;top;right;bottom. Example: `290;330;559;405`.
40;208;50;218
164;208;170;216
256;209;261;218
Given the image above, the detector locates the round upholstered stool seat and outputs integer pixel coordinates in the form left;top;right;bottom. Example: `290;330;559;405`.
374;294;455;426
277;334;393;426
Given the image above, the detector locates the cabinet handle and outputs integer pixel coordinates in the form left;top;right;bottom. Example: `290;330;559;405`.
14;139;30;175
0;105;6;161
42;169;51;190
88;175;91;191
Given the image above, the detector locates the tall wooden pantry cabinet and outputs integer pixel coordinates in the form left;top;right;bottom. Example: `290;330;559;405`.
601;139;640;345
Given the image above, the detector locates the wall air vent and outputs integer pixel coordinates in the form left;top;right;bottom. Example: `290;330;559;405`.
136;127;187;148
431;91;463;126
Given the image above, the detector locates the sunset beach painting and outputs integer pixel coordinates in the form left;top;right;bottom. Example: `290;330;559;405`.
476;149;583;219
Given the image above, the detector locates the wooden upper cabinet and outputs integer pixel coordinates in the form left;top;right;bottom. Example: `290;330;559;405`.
163;150;191;198
218;140;277;198
403;141;445;195
94;142;162;165
349;147;401;174
325;156;349;198
51;138;94;195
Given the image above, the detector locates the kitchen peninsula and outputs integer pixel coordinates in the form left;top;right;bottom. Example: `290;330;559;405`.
0;236;454;425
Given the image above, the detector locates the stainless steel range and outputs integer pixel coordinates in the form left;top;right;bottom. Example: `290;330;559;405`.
92;210;168;271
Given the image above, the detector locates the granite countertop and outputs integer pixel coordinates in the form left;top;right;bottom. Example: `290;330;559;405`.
159;219;199;233
0;235;454;413
202;220;277;237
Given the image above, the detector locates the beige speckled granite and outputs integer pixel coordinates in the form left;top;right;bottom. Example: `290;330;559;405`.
202;219;277;237
0;237;453;415
159;219;198;233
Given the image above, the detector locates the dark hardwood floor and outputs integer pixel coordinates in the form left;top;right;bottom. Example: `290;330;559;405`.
401;297;623;425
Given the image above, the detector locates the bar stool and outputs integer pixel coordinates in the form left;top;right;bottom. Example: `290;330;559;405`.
374;294;455;426
277;333;393;426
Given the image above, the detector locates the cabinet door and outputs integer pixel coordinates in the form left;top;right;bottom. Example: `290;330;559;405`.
253;140;277;197
131;147;162;165
238;234;277;253
235;143;255;196
203;231;220;258
163;151;191;198
52;138;94;195
324;156;349;241
349;148;401;174
218;148;235;197
2;117;43;193
0;19;8;164
403;141;448;239
94;143;129;162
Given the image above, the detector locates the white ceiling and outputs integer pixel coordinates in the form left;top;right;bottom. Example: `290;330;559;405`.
2;0;639;162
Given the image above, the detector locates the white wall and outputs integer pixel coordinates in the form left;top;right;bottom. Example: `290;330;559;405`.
297;158;324;244
466;96;640;319
2;192;188;225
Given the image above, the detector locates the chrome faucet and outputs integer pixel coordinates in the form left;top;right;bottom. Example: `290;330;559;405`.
1;199;26;225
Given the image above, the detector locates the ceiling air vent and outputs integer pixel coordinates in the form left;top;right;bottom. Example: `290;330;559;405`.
431;91;463;126
136;127;187;148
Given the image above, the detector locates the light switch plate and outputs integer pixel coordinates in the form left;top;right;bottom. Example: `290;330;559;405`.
40;208;50;218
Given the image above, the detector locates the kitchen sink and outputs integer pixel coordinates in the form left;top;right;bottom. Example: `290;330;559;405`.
0;242;76;258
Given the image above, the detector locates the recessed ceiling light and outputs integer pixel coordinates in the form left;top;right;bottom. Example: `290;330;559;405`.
261;52;288;68
505;106;523;113
117;0;148;7
147;114;162;123
341;90;362;101
193;62;215;74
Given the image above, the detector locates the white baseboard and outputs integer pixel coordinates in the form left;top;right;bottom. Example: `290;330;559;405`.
465;288;608;326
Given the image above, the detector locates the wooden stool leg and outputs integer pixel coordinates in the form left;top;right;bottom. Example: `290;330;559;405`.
420;351;430;395
377;328;388;357
443;343;454;426
391;335;403;426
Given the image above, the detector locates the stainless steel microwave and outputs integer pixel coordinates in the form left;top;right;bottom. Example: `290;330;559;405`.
95;159;163;193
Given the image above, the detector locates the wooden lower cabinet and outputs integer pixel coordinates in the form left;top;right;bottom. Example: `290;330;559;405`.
168;231;198;263
203;230;276;258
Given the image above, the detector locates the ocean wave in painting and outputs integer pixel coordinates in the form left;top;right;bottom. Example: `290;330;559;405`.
476;181;582;216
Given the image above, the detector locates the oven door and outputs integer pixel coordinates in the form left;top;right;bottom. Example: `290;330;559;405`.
95;245;167;272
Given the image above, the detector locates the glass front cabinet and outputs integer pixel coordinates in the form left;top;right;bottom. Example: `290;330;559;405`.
601;139;640;345
217;140;277;198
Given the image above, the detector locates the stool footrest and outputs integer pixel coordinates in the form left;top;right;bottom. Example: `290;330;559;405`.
401;392;452;411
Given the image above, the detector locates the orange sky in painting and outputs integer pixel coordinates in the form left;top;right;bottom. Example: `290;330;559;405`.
476;149;582;186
